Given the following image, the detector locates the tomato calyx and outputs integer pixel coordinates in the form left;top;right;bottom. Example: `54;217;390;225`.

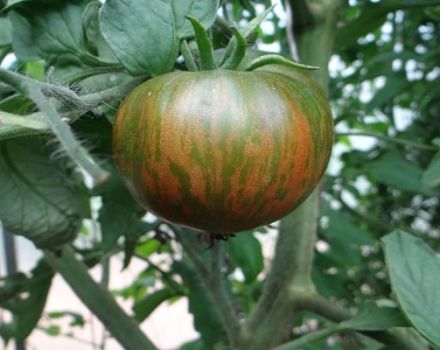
198;232;237;249
184;8;318;73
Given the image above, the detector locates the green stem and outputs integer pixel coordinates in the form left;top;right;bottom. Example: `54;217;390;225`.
337;131;437;151
273;325;341;350
31;88;109;183
240;191;320;350
243;54;318;72
174;228;240;346
180;40;198;72
44;247;157;350
0;67;109;184
186;16;216;70
221;26;246;70
295;293;351;321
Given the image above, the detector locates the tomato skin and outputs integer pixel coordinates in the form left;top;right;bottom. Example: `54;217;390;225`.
113;69;333;234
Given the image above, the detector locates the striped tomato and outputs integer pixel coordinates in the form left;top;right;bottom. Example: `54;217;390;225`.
113;68;333;234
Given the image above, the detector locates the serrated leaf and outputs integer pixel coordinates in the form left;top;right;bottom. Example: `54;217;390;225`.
422;150;440;190
0;260;53;342
173;261;226;347
382;230;440;346
95;167;146;254
226;231;263;283
171;0;219;38
133;287;177;323
0;138;82;248
10;1;88;62
100;0;178;76
340;301;409;331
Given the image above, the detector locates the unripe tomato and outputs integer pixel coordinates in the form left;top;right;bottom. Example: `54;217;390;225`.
113;68;333;234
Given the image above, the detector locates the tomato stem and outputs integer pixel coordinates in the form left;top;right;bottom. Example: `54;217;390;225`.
186;16;217;70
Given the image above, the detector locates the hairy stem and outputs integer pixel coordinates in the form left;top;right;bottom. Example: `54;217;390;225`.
0;74;144;141
44;247;157;350
0;67;109;183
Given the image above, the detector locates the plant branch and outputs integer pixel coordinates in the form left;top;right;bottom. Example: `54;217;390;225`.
0;74;144;141
173;227;240;346
0;67;109;183
337;131;437;151
44;247;157;350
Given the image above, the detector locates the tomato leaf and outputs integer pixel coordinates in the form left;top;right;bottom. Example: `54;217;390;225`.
0;16;12;46
0;137;82;248
422;149;440;190
340;301;410;331
171;0;219;38
226;231;263;284
0;260;53;342
173;261;227;347
100;0;178;76
95;167;147;254
133;287;178;323
382;230;440;346
9;1;88;62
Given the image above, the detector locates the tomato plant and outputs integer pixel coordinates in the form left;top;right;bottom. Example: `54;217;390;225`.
0;1;439;350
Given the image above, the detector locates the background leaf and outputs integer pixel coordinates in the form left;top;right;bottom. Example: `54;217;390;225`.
0;260;53;342
173;261;226;348
366;152;429;194
9;1;88;62
95;166;147;254
226;230;263;284
133;287;178;323
100;0;178;76
382;230;440;346
422;149;440;190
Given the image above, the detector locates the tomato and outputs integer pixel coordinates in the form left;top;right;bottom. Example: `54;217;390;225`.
113;68;333;234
